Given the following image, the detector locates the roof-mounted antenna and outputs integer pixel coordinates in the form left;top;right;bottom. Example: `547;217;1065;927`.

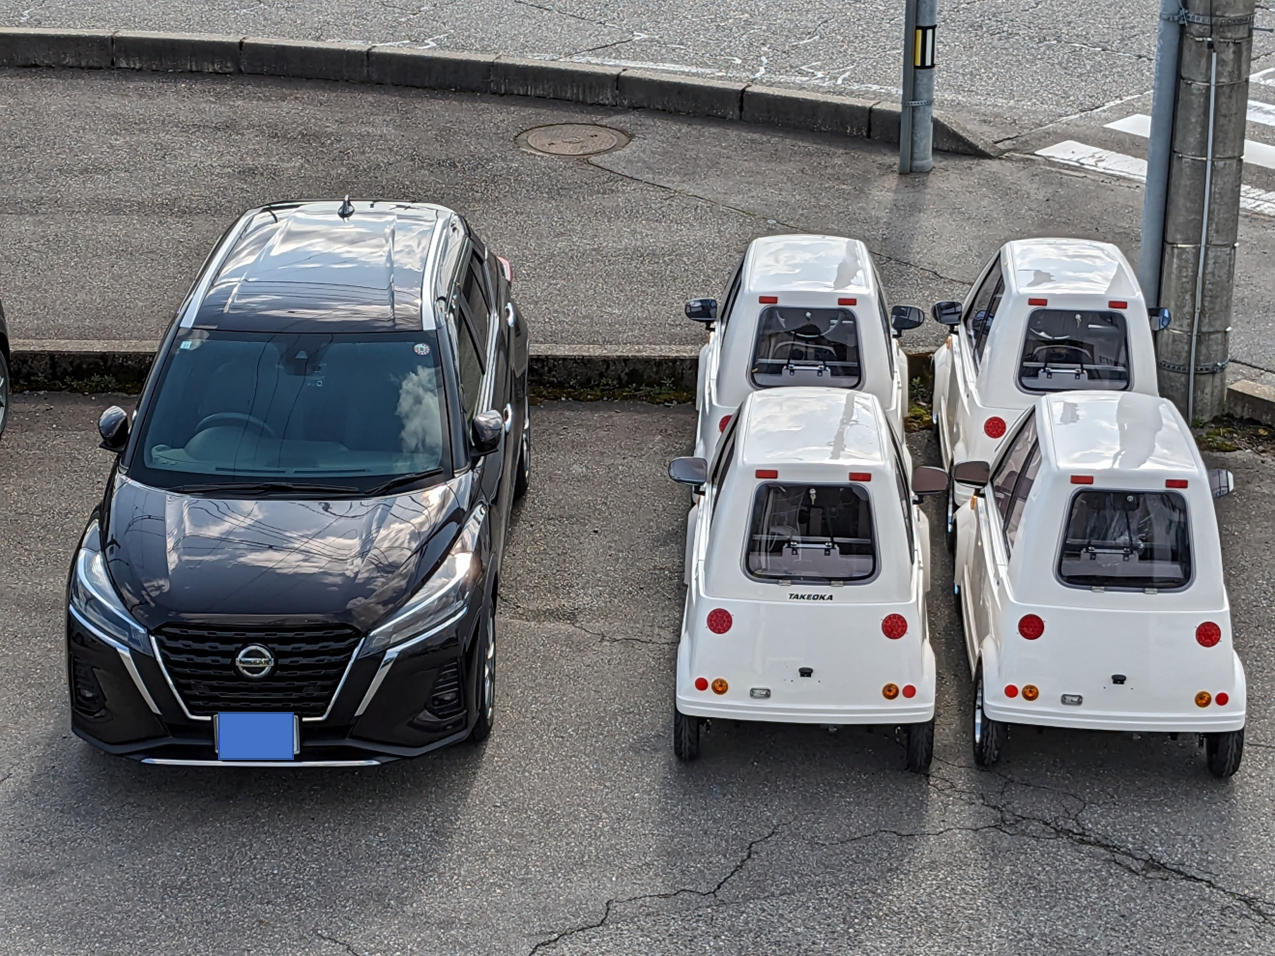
338;195;355;220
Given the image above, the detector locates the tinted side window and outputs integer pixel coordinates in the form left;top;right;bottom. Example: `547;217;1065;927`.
873;265;896;378
891;442;914;563
453;311;484;421
710;422;738;518
719;258;744;328
991;412;1037;525
1003;442;1041;551
964;257;1003;367
460;255;491;347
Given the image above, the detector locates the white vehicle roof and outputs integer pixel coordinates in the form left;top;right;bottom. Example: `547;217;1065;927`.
1039;391;1201;479
736;388;887;471
742;235;874;296
1003;238;1141;301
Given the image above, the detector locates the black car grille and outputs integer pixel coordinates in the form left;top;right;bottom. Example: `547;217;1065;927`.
152;624;362;718
428;661;464;719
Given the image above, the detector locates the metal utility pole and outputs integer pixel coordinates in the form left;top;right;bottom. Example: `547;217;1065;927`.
1156;0;1256;422
1137;0;1184;305
899;0;936;174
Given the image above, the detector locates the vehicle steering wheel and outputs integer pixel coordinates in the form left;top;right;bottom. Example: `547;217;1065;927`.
193;412;278;439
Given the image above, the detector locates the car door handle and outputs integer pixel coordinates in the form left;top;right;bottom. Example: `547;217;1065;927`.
502;403;514;434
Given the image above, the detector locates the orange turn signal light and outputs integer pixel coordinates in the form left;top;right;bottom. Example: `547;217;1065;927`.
1022;684;1040;701
711;678;729;695
882;683;900;700
1195;691;1212;708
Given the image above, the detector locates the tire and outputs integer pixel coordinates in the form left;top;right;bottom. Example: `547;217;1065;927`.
905;719;934;773
673;707;700;762
945;481;958;555
468;605;496;744
972;666;1006;768
0;349;9;440
1206;729;1244;778
512;395;530;501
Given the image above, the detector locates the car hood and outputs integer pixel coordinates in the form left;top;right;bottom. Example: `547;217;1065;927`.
104;473;467;633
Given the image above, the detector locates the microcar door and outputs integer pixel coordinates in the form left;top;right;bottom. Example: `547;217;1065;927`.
949;256;1001;458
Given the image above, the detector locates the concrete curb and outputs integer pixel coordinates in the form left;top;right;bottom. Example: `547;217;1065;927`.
0;28;1001;158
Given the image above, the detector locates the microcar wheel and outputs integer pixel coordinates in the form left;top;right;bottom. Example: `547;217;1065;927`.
673;707;700;762
0;349;9;440
513;394;530;500
468;606;496;744
905;719;934;773
972;667;1005;768
1206;729;1244;778
944;481;957;555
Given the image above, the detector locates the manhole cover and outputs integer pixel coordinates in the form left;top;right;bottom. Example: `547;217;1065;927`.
517;124;630;157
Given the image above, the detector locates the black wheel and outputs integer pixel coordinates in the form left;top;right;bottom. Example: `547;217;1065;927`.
972;666;1006;768
468;605;496;744
673;707;700;762
512;395;530;501
905;719;934;773
0;348;9;440
945;481;958;555
1206;729;1244;778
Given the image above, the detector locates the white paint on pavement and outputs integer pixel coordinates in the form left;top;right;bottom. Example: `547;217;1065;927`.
1104;111;1275;170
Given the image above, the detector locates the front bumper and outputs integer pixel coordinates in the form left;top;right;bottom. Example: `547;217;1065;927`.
66;606;483;764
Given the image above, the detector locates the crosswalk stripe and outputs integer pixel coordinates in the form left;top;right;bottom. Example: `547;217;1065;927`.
1034;140;1275;216
1102;112;1275;171
1247;100;1275;129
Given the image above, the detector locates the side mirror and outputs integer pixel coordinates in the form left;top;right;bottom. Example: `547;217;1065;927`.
1150;307;1172;332
911;465;950;496
932;301;962;326
1208;468;1234;499
685;298;718;323
953;460;991;487
890;305;925;334
668;457;708;487
98;406;130;452
470;410;503;456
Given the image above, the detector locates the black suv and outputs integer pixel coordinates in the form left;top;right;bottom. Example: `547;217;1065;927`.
66;200;529;765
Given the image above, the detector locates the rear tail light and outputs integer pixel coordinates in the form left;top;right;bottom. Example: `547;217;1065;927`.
1196;622;1221;647
1166;479;1188;489
759;296;778;304
1195;691;1212;708
711;678;729;695
838;297;857;306
1018;614;1045;640
882;683;900;699
1022;684;1040;701
694;677;709;692
984;417;1006;439
718;415;732;433
882;614;908;639
1216;692;1230;706
1108;300;1127;309
707;609;733;634
1070;475;1094;484
755;469;778;479
1005;684;1019;698
1028;298;1048;306
849;472;872;482
902;684;917;699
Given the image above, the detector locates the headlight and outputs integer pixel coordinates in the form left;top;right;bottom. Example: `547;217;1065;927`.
361;504;487;657
69;521;149;654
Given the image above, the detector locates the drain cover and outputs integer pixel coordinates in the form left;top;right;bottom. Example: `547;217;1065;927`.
517;124;629;157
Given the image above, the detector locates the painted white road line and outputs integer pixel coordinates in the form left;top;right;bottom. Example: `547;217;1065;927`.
1035;140;1275;216
1248;100;1275;129
1253;67;1275;88
1103;112;1275;170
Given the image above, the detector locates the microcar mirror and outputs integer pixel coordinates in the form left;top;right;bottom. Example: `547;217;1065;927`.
953;460;991;486
1150;307;1172;332
1209;468;1234;499
890;305;925;333
98;406;130;452
668;457;709;487
470;410;504;456
911;465;949;496
685;298;718;323
932;301;962;326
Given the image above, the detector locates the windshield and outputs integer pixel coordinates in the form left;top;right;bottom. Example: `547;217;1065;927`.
128;328;449;493
751;307;861;388
746;483;876;582
1019;309;1130;392
1058;491;1191;590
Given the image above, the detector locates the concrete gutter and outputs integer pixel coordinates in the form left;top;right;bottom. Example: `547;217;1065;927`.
0;28;998;158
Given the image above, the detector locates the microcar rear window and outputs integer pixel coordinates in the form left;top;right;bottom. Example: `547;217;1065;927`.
1057;491;1191;590
1019;309;1130;392
751;307;861;389
746;483;875;583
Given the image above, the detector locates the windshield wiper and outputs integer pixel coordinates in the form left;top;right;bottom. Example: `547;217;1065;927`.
168;480;360;497
364;469;445;497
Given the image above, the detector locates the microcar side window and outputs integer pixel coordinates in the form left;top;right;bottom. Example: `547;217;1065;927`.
719;258;744;328
991;412;1037;527
964;257;1003;368
746;483;876;583
871;263;896;377
1057;491;1192;590
1018;309;1131;393
888;434;914;563
750;307;861;389
710;424;738;518
1002;442;1041;551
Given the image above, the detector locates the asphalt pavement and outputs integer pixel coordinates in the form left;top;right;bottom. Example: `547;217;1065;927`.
5;0;1275;143
1;394;1274;954
4;68;1275;381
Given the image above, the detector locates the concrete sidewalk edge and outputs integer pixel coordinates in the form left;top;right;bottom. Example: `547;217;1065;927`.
0;28;1001;158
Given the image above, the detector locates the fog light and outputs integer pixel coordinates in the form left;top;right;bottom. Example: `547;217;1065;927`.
1022;684;1039;701
71;658;106;718
882;683;900;700
711;678;728;695
1195;691;1212;708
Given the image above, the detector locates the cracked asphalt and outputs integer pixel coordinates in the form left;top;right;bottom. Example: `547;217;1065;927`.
1;394;1274;954
4;0;1275;142
5;68;1275;376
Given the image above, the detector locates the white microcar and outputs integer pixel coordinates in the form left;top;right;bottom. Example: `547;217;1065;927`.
668;387;949;771
932;238;1169;547
952;391;1244;777
686;234;924;465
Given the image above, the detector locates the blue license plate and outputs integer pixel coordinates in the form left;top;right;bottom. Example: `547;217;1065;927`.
216;712;296;761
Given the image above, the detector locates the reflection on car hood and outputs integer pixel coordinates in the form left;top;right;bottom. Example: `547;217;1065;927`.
105;473;467;632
